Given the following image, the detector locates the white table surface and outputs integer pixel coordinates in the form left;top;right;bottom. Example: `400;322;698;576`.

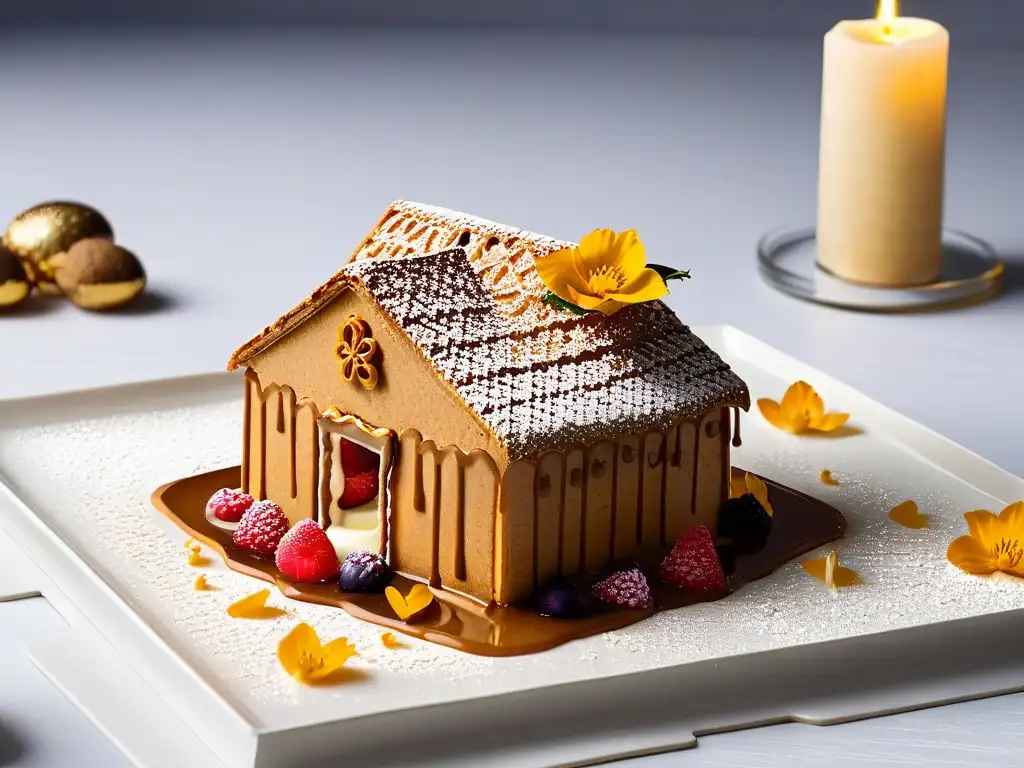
1;28;1022;767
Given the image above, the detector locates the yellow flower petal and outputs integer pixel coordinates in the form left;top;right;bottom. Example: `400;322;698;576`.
819;469;840;486
947;535;997;575
194;574;212;591
757;398;796;432
997;501;1024;530
964;510;1000;544
381;632;403;649
610;229;647;277
744;473;773;517
606;268;669;305
535;246;589;302
277;622;316;678
385;583;435;622
227;589;283;619
568;286;613;310
801;552;863;588
889;500;929;529
576;229;619;274
781;381;823;424
730;475;747;499
812;412;851;432
309;637;358;680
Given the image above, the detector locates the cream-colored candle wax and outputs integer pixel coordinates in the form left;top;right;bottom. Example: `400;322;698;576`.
817;6;949;286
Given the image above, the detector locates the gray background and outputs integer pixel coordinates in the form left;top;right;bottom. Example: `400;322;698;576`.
0;0;1021;44
1;0;1023;766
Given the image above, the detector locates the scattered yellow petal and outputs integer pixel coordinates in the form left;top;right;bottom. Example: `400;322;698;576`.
889;500;929;529
227;589;285;619
801;551;863;589
187;547;210;567
758;382;850;435
381;632;403;649
278;623;357;685
194;574;215;591
947;502;1024;579
819;469;840;486
384;584;435;622
729;475;746;500
184;537;195;549
743;472;773;517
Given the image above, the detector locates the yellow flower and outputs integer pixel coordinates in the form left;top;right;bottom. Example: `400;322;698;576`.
757;381;850;435
536;229;671;316
277;623;357;684
947;502;1024;578
335;315;379;389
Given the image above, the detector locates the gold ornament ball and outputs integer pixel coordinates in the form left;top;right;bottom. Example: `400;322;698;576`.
0;244;32;310
3;201;114;296
55;238;146;311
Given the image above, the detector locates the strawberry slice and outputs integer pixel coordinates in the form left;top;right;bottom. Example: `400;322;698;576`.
339;470;379;508
275;519;340;583
339;438;380;476
660;525;726;591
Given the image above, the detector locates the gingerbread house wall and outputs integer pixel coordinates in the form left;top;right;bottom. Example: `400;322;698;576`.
240;288;507;603
497;408;733;605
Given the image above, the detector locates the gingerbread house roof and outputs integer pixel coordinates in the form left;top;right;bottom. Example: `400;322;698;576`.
229;201;750;459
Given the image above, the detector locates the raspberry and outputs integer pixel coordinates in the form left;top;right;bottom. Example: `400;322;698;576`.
593;565;653;609
660;525;726;592
275;519;340;583
205;488;254;523
232;500;289;555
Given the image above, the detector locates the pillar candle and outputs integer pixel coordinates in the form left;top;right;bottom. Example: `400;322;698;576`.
817;13;949;287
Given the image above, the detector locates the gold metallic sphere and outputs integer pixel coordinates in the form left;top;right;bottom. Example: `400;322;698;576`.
3;201;114;295
55;238;146;310
0;244;32;309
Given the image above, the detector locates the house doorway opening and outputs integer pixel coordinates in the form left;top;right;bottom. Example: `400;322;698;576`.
317;409;394;561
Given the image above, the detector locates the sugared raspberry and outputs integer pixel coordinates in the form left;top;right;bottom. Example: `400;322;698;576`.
232;500;289;555
206;488;254;523
275;519;340;583
593;564;653;609
660;525;726;592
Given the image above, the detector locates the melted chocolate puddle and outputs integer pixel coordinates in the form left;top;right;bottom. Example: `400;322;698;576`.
153;467;845;657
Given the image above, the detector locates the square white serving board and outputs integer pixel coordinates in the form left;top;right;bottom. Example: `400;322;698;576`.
3;325;1024;768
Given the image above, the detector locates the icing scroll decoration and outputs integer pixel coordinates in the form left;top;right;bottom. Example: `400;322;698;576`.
335;315;380;389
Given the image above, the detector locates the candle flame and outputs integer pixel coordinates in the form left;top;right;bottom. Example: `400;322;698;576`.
877;0;899;37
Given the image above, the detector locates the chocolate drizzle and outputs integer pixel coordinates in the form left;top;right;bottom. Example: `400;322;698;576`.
153;465;846;658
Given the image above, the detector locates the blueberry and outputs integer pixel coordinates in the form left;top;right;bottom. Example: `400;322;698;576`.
339;550;395;593
534;575;596;619
717;494;772;554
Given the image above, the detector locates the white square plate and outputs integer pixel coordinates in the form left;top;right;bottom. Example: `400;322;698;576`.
2;326;1024;768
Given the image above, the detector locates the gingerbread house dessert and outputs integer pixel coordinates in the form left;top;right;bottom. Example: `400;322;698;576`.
226;201;751;607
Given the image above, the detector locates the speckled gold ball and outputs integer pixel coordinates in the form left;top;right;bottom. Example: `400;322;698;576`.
3;201;114;296
55;238;146;310
0;244;31;310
